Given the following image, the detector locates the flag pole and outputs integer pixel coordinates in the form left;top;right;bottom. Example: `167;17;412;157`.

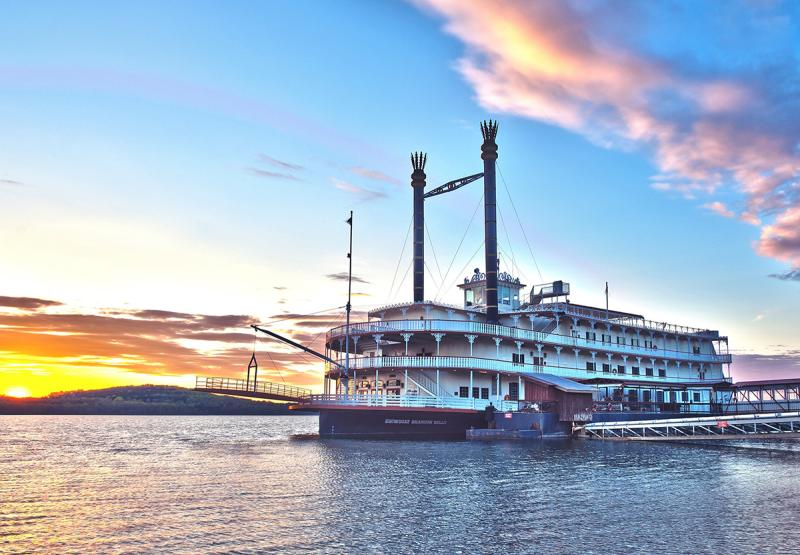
345;211;353;398
605;281;609;321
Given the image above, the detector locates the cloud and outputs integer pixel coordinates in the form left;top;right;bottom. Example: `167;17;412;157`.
350;166;401;186
0;296;62;309
731;351;800;382
756;205;800;267
768;269;800;282
1;178;24;186
258;154;304;171
415;0;800;274
0;297;344;394
702;201;734;218
247;167;300;181
332;177;387;201
326;272;369;284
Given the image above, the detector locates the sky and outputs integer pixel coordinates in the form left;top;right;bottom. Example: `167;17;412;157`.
1;0;799;397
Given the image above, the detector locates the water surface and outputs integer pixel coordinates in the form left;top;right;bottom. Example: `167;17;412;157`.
2;415;799;554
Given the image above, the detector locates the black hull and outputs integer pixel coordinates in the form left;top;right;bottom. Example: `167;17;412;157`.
318;407;486;439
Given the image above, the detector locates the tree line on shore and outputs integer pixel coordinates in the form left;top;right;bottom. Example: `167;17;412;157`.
0;385;298;415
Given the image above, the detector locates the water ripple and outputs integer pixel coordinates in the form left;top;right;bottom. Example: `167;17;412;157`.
2;415;799;554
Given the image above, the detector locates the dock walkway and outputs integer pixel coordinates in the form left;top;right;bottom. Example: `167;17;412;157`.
581;411;800;441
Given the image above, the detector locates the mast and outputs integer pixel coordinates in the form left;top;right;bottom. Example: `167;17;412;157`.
345;211;353;396
481;120;499;324
411;152;427;303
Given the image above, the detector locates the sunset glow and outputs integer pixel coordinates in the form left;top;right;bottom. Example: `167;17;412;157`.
1;1;799;396
4;386;32;399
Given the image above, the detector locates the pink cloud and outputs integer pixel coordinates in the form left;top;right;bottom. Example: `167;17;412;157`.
416;0;800;274
703;201;734;218
756;205;800;267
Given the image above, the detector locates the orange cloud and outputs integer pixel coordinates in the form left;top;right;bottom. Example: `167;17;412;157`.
0;296;350;397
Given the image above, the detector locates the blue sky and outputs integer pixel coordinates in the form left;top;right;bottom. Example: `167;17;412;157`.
1;0;799;394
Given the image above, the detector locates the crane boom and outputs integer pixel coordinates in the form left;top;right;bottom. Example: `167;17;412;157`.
251;325;342;368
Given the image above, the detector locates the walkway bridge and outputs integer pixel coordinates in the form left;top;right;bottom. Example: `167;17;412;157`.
195;376;312;403
581;411;800;441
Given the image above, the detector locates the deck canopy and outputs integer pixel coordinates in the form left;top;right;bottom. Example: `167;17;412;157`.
520;373;595;394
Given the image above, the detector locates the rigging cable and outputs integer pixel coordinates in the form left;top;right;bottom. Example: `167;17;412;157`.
497;162;544;282
392;260;413;302
497;203;520;278
259;305;346;327
387;216;413;302
424;260;440;294
441;240;486;300
425;222;445;284
433;193;484;302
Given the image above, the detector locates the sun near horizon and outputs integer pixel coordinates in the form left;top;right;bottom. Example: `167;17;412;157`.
4;386;32;399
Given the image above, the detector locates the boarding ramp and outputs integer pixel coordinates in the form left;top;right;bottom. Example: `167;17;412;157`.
195;376;311;403
581;411;800;441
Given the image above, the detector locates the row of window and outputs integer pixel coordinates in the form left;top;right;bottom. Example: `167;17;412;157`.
570;330;705;354
457;383;521;401
585;362;667;377
458;386;490;399
602;389;703;403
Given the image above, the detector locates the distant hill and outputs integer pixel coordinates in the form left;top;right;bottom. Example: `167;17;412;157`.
0;385;300;415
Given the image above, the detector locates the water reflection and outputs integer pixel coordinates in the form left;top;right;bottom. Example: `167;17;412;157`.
1;415;799;554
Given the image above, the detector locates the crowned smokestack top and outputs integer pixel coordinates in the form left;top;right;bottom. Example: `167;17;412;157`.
481;120;499;323
411;151;427;303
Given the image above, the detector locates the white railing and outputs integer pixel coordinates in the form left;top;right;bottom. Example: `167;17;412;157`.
309;393;518;411
196;376;311;400
327;319;732;364
530;302;718;337
339;356;729;385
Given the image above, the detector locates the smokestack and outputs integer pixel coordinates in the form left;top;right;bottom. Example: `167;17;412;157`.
411;151;427;303
480;120;499;323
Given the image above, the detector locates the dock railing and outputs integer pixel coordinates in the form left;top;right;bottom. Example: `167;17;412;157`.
195;376;312;402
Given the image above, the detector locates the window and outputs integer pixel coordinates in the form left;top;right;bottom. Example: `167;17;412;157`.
586;361;596;372
658;368;666;378
532;356;544;366
512;353;525;365
602;334;611;343
645;340;653;349
632;338;640;347
481;387;489;399
500;285;511;305
465;289;474;307
642;390;651;402
509;382;519;401
585;331;597;341
617;365;625;374
472;387;480;399
632;366;640;375
645;367;654;377
693;392;701;403
628;389;638;401
693;346;701;354
572;329;580;338
656;390;664;403
491;380;498;395
617;336;625;345
602;363;611;373
459;386;469;398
